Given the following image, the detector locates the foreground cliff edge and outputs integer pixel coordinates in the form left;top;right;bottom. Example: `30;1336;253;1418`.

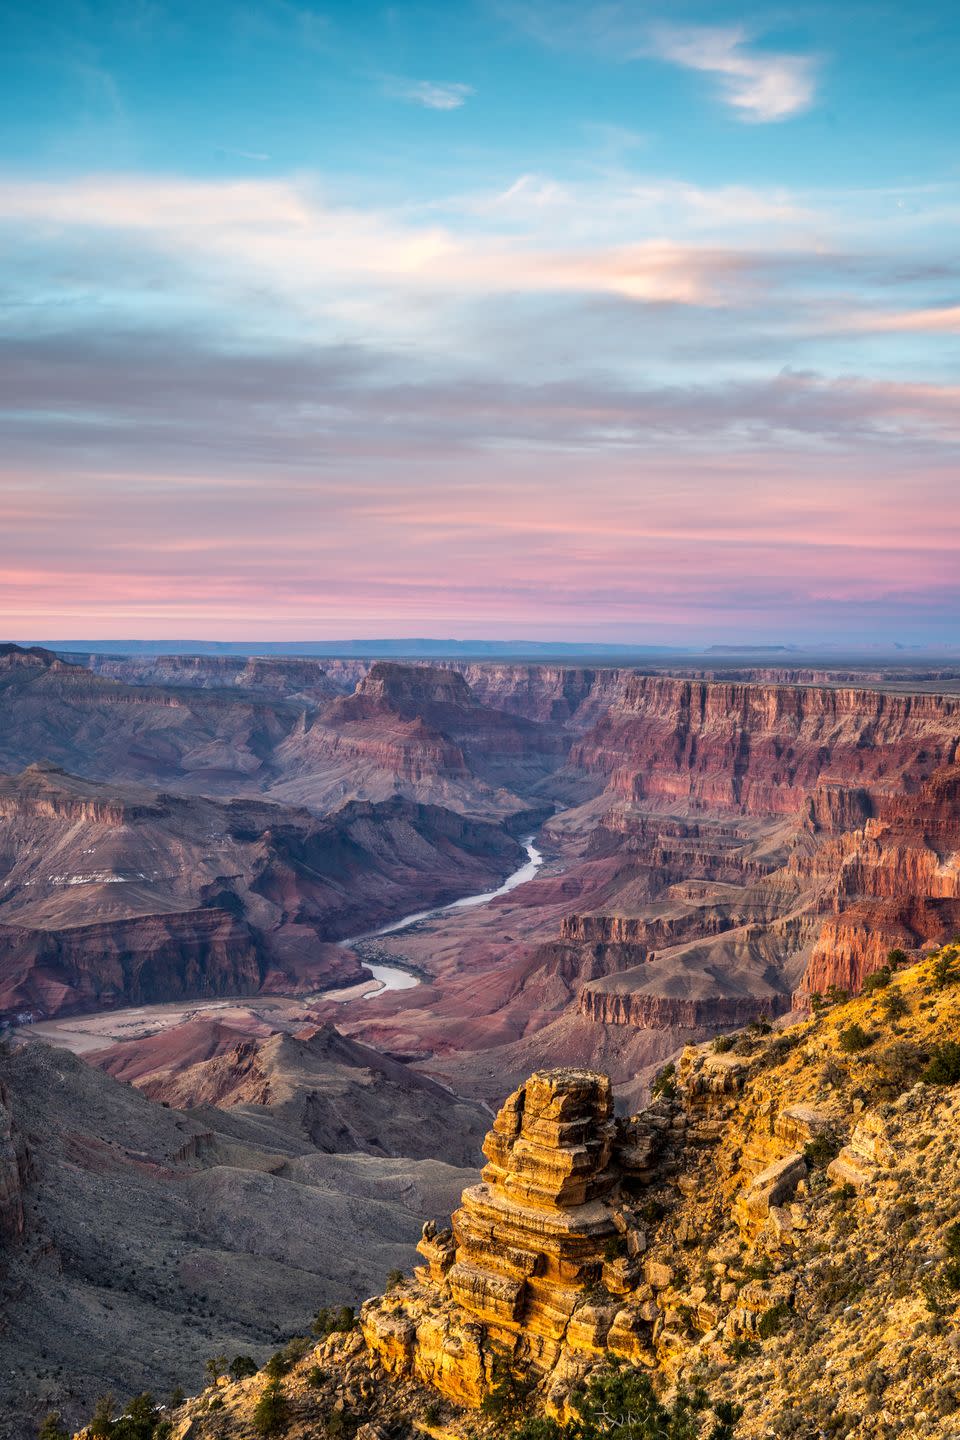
70;943;960;1440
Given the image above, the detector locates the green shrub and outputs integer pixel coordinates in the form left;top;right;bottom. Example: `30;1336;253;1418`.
112;1395;162;1440
312;1304;356;1338
879;988;908;1021
205;1354;227;1383
37;1415;70;1440
264;1352;290;1380
862;966;891;996
229;1355;259;1381
869;1039;927;1095
932;952;958;989
711;1033;736;1054
307;1364;328;1388
727;1337;758;1361
281;1335;314;1366
922;1042;960;1086
572;1367;703;1439
386;1268;405;1290
804;1133;840;1168
758;1301;792;1339
481;1366;532;1420
710;1401;744;1440
838;1023;874;1054
652;1062;677;1099
252;1379;288;1437
508;1421;566;1440
89;1395;117;1440
887;948;909;969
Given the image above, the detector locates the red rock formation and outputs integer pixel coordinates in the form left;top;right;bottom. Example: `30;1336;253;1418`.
0;906;262;1018
0;765;523;1020
577;987;790;1029
797;764;960;997
273;662;563;818
569;676;960;815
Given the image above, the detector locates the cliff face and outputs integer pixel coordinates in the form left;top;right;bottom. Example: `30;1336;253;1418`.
569;676;960;815
454;665;631;729
0;907;263;1017
361;1068;663;1405
796;764;960;997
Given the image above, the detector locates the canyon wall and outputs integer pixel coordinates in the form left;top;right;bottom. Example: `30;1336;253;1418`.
569;676;960;815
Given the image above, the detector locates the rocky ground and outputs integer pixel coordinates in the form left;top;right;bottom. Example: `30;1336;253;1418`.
0;1028;490;1439
144;942;960;1440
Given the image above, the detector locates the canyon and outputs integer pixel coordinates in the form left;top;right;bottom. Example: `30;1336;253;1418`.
4;643;960;1433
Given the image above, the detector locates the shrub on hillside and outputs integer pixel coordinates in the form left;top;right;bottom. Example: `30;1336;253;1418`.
879;988;909;1021
312;1304;356;1338
252;1379;288;1437
651;1062;677;1099
862;966;891;996
838;1023;874;1054
869;1040;927;1096
804;1133;840;1168
931;951;958;989
229;1355;258;1381
921;1041;960;1086
37;1415;69;1440
508;1367;742;1440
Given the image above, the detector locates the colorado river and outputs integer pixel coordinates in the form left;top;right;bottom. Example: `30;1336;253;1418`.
325;835;544;1000
17;837;546;1043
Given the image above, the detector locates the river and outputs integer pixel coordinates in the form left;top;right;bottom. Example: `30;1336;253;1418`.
17;836;545;1045
325;835;543;1001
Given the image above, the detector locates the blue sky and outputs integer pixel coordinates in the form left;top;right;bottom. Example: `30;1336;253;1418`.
2;1;959;643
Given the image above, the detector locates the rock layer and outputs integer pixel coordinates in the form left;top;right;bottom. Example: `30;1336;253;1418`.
362;1068;666;1404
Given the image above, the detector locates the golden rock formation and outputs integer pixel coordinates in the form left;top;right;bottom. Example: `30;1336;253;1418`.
361;1067;666;1406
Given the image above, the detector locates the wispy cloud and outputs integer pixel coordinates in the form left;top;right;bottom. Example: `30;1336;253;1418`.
495;5;819;123
648;24;819;122
387;79;474;110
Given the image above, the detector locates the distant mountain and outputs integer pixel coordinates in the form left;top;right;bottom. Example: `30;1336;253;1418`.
21;638;686;658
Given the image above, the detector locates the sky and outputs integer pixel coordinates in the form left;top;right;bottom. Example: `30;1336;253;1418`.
1;0;959;645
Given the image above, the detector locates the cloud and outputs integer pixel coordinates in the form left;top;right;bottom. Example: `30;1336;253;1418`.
0;174;755;306
388;79;474;110
649;24;819;122
839;304;960;334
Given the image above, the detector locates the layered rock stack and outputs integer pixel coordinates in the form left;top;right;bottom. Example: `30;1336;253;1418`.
362;1068;669;1407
